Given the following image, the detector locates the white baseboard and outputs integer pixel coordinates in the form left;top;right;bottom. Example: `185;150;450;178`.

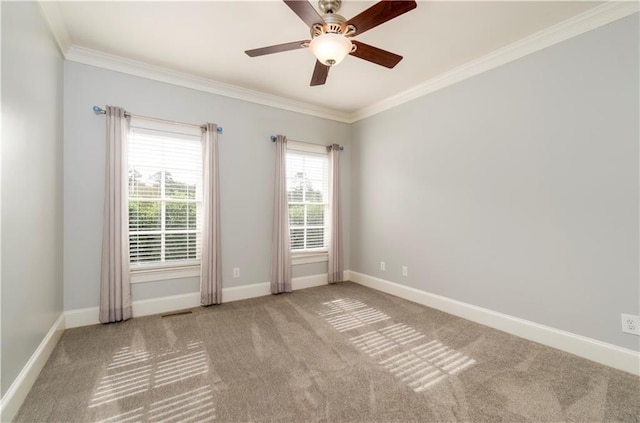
64;306;101;329
292;273;328;290
222;282;271;302
65;292;205;328
65;273;330;329
343;270;352;282
0;313;65;423
134;292;200;317
349;271;640;376
223;273;328;301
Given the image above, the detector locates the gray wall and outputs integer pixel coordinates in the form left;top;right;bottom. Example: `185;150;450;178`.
63;62;351;310
1;2;64;395
350;15;639;351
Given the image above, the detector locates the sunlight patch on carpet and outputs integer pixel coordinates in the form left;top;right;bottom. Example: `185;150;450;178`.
350;323;426;356
148;386;216;422
154;351;209;388
95;386;215;423
318;298;476;392
96;406;144;423
379;340;476;392
90;340;215;422
317;298;367;316
318;298;390;331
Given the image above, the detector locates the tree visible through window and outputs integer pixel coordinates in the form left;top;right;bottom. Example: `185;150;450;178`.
128;129;202;267
287;150;329;251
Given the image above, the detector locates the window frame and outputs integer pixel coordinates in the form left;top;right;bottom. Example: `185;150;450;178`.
286;140;330;258
127;119;203;278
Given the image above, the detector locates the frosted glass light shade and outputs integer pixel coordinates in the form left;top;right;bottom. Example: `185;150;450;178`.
309;33;352;66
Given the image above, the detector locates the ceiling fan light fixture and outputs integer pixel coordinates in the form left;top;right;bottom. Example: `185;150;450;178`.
309;33;352;66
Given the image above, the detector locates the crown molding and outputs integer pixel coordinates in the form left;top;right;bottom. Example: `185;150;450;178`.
64;46;352;123
349;1;640;122
39;1;637;124
38;1;71;56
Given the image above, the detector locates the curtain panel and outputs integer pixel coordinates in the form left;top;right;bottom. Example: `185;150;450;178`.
271;135;292;294
328;144;343;283
99;106;132;323
200;123;222;305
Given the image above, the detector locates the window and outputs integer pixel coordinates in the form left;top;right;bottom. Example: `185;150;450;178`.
286;141;329;252
128;122;202;270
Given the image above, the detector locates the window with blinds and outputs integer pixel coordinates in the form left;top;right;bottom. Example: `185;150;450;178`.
286;143;329;252
128;123;202;269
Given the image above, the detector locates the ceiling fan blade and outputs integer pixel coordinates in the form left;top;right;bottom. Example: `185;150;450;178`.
245;40;309;57
310;60;330;86
346;0;417;36
350;41;403;68
283;0;325;28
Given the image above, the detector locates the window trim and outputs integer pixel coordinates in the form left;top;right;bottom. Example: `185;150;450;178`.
127;118;203;275
287;140;327;154
130;264;200;283
291;251;328;266
286;141;330;253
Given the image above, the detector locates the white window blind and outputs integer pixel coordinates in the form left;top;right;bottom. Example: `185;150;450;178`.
128;123;202;269
286;145;329;252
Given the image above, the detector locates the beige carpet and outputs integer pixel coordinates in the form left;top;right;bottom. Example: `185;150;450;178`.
14;282;640;422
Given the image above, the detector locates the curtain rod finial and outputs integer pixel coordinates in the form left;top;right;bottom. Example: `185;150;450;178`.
93;106;103;114
270;135;277;142
216;126;223;134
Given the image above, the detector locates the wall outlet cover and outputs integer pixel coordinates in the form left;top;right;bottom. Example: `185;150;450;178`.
621;314;639;335
380;261;386;271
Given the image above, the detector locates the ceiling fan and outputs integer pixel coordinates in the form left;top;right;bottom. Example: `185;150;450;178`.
245;0;417;86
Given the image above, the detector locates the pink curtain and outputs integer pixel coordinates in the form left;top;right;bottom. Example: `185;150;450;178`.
328;144;343;283
200;123;222;305
99;106;132;323
271;135;292;293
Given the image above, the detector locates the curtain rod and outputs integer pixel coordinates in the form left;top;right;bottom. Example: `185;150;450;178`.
92;106;223;134
270;135;344;151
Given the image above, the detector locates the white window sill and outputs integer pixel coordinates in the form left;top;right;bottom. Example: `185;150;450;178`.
291;252;328;266
131;265;200;283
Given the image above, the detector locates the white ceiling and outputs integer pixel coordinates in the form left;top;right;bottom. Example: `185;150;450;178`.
44;1;605;116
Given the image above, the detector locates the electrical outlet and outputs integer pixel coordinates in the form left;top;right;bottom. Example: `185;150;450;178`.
233;268;240;278
380;261;386;271
402;266;408;277
621;314;639;335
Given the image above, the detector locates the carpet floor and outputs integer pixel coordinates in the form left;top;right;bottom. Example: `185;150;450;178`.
14;282;640;422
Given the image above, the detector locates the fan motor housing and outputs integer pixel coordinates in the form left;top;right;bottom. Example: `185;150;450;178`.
312;0;356;38
312;14;345;36
318;0;341;14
